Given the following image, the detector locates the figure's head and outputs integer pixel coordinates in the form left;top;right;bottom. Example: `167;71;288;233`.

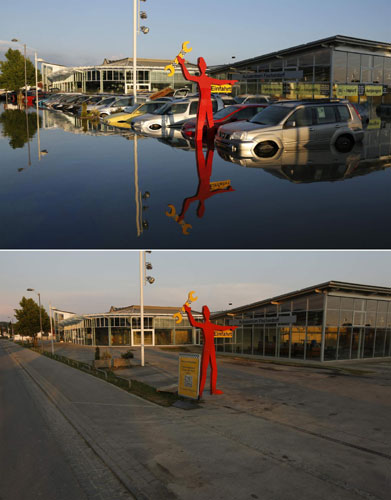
197;57;207;74
202;305;210;320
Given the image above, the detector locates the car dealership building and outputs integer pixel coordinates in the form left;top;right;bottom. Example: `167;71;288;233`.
210;35;391;109
212;281;391;362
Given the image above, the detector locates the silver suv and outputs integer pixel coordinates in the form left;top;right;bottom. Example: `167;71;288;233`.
215;100;364;158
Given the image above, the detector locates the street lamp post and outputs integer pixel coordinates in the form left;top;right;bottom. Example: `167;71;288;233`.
132;0;149;103
49;304;54;355
139;250;154;366
27;288;43;350
35;53;45;161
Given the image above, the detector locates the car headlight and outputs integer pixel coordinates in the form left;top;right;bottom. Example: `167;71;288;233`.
230;131;248;141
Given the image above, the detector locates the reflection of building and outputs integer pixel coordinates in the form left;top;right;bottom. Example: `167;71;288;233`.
212;281;391;362
211;35;391;109
42;58;198;94
57;305;202;347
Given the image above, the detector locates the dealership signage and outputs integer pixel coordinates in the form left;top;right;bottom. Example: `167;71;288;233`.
178;353;201;400
239;70;304;80
233;315;297;326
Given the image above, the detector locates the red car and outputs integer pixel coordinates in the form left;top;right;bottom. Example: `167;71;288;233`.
181;104;268;139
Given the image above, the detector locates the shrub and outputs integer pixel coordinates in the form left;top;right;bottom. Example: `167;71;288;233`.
121;350;134;359
101;350;112;360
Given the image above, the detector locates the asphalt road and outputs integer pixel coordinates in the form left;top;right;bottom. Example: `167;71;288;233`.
2;341;391;500
0;341;133;500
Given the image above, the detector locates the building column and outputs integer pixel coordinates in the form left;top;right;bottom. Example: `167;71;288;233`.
92;319;96;346
320;293;328;362
124;69;127;94
108;317;112;346
100;70;104;93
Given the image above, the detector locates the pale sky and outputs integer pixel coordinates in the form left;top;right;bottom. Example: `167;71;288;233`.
1;251;391;320
1;0;390;66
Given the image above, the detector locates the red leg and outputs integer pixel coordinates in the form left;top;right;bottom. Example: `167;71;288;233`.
198;351;209;397
210;349;223;394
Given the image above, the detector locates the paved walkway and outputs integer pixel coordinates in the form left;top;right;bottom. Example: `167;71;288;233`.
4;340;391;500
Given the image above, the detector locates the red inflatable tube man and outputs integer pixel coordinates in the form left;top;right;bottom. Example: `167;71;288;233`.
184;303;238;397
177;56;238;143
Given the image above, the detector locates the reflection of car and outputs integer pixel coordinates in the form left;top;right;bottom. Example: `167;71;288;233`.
102;100;169;128
215;100;364;158
181;104;268;139
131;97;224;135
234;94;271;104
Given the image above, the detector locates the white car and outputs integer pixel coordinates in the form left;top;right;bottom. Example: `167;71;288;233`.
96;96;134;117
131;97;224;135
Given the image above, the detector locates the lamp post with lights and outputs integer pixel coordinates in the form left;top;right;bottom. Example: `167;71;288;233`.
133;0;149;103
26;288;43;350
139;250;155;366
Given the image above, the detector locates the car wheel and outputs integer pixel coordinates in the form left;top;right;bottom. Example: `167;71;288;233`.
335;135;354;153
254;141;279;158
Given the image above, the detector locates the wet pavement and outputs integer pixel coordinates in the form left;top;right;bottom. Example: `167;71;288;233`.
1;103;391;249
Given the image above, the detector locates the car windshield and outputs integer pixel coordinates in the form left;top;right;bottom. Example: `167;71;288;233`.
88;96;105;104
213;105;238;120
97;97;116;106
250;105;291;125
161;103;188;115
235;97;246;104
125;104;140;114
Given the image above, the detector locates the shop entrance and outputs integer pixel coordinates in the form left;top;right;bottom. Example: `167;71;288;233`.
132;329;154;346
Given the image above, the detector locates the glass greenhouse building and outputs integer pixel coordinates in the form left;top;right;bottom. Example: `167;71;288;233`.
57;305;202;347
212;281;391;362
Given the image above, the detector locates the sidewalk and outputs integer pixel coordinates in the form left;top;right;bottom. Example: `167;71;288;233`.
5;340;391;500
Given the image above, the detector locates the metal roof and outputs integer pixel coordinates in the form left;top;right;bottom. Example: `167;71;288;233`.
212;281;391;318
210;34;391;74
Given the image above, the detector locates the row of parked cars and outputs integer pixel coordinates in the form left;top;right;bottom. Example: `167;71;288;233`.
41;90;365;158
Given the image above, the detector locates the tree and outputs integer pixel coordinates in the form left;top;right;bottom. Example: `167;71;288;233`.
14;297;50;338
0;48;41;92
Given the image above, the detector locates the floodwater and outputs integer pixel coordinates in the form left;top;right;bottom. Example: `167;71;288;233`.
1;103;391;249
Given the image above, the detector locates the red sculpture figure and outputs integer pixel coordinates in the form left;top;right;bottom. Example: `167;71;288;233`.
177;55;237;142
177;141;235;221
184;303;237;397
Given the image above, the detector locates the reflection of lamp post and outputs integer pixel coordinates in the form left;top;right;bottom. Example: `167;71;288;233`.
27;288;43;350
12;39;31;166
139;250;155;366
133;0;149;103
35;53;45;160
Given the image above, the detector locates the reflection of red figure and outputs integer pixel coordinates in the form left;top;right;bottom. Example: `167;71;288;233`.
184;304;237;397
177;56;237;142
178;141;235;221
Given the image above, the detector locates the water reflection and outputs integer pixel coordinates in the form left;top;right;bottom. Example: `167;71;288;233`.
166;140;235;235
0;106;40;149
216;127;391;184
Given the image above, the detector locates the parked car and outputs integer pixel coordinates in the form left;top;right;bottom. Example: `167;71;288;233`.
85;96;119;115
234;94;271;104
215;99;364;158
181;104;268;139
52;93;82;110
102;100;169;128
131;96;224;134
97;96;134;117
62;95;92;113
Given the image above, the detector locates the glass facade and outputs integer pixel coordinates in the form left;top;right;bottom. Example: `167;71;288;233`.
62;312;200;347
213;285;391;362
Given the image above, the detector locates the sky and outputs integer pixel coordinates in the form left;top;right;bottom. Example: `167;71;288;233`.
1;251;391;320
0;0;390;67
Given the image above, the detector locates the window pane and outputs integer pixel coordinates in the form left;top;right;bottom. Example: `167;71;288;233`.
314;106;336;124
326;309;340;326
337;105;351;122
328;296;340;309
334;51;347;83
347;53;361;83
373;56;384;84
291;107;313;127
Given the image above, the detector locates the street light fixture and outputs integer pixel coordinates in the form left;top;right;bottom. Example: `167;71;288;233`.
26;288;43;350
139;250;155;366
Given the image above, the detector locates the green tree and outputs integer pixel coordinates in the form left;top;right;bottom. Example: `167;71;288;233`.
0;48;41;92
0;109;40;148
14;297;50;338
